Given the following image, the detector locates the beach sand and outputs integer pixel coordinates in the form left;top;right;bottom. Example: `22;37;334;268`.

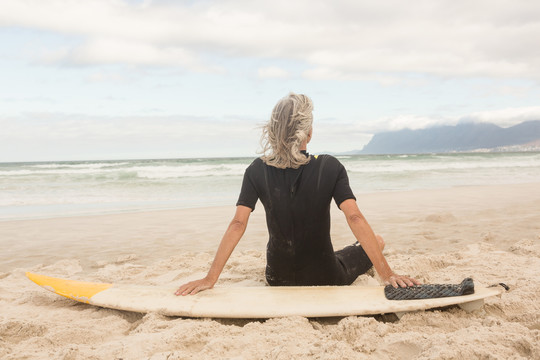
1;183;539;359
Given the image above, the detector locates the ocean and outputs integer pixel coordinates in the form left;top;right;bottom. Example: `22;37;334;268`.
1;152;539;220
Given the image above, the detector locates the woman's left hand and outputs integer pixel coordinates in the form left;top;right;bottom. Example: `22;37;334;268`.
383;273;421;288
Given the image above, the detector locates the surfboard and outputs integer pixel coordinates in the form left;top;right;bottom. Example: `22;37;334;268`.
26;272;504;319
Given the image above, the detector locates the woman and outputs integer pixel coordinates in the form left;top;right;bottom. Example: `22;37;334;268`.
176;93;419;296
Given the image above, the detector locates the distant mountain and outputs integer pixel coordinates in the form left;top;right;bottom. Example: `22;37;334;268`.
359;120;540;154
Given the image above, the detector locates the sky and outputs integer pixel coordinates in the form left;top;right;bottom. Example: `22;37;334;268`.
1;0;540;161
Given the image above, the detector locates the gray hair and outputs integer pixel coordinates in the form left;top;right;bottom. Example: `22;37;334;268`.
260;93;313;169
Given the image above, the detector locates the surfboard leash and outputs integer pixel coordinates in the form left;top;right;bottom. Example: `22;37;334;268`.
488;282;510;291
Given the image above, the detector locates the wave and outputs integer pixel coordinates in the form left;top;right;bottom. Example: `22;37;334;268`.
0;163;248;179
30;162;130;169
344;158;540;173
2;155;539;179
133;164;247;179
0;170;35;176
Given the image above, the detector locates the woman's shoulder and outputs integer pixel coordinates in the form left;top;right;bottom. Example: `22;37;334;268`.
310;154;346;172
311;154;341;164
251;157;264;166
244;157;265;172
311;153;335;159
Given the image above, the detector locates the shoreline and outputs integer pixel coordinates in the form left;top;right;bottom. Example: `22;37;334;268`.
2;180;540;223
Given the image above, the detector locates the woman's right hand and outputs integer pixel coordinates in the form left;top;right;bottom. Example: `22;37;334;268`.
175;276;216;296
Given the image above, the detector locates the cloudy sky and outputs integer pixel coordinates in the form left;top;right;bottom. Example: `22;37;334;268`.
2;0;540;161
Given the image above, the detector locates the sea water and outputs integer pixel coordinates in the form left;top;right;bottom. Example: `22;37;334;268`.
1;152;539;220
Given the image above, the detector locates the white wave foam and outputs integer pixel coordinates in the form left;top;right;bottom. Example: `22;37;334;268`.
134;164;246;179
0;170;35;176
345;158;540;173
1;162;248;179
0;168;121;176
30;162;129;169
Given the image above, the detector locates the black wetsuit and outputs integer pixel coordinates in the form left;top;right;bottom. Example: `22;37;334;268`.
236;153;372;286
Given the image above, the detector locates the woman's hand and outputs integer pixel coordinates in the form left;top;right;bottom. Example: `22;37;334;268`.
383;273;421;288
175;276;216;296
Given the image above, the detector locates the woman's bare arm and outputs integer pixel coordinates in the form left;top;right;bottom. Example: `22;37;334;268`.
339;199;420;288
175;205;252;295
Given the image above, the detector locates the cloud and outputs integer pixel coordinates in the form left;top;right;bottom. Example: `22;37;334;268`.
65;39;223;72
257;66;289;79
360;106;540;133
2;0;540;79
372;115;460;132
465;106;540;128
0;112;261;161
0;112;257;140
86;71;129;83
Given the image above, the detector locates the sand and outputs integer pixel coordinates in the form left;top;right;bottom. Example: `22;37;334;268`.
1;183;539;359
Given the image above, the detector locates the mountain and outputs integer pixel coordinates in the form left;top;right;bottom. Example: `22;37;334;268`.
359;120;540;154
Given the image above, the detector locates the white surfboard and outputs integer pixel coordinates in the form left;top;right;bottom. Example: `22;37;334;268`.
26;272;504;318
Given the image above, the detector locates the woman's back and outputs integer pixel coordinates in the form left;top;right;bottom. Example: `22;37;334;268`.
237;154;358;285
